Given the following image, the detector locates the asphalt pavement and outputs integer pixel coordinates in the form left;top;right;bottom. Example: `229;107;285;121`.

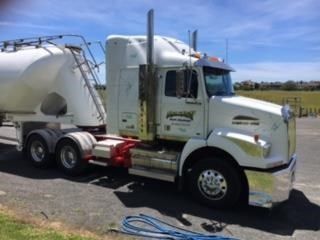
0;118;319;240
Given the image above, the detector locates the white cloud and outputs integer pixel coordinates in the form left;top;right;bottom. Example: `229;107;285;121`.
1;0;319;80
253;0;320;21
222;20;271;38
0;21;62;30
4;0;320;44
232;62;320;82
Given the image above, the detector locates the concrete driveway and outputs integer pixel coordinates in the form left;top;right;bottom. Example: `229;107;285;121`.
0;118;319;240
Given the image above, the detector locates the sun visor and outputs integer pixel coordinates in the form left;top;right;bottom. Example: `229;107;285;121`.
194;58;235;72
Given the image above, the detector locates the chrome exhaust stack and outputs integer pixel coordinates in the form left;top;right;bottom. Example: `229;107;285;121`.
147;9;154;66
138;9;156;142
192;30;198;51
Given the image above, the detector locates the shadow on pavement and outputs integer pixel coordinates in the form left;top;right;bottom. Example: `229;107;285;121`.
0;142;131;186
0;142;319;236
114;183;320;236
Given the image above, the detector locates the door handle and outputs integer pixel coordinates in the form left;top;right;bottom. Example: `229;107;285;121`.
185;99;202;105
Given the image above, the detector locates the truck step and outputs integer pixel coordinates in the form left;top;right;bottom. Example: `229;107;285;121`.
92;139;125;158
88;159;108;167
130;148;179;172
129;167;175;182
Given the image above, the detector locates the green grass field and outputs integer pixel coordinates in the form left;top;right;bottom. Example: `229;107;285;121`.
0;212;94;240
98;88;320;115
0;208;132;240
236;90;320;115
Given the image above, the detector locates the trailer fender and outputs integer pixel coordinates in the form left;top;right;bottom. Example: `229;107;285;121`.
56;131;96;158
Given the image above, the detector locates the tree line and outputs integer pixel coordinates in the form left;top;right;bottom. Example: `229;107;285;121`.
234;80;320;91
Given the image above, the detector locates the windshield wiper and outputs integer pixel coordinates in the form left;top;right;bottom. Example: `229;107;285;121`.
214;90;227;96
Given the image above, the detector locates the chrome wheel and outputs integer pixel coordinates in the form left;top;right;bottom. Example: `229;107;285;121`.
30;140;46;163
197;169;227;200
60;146;77;169
56;139;87;176
27;134;53;168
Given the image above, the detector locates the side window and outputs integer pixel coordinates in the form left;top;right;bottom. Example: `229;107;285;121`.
165;71;177;97
165;70;198;98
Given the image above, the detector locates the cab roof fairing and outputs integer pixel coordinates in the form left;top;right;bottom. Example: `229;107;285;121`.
106;35;199;67
106;35;234;71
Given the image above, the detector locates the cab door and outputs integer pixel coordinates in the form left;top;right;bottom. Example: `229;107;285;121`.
159;68;205;141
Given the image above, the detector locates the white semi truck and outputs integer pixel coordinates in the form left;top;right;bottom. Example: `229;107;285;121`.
0;10;296;208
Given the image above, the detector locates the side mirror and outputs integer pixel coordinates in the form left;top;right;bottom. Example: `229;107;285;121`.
176;70;185;98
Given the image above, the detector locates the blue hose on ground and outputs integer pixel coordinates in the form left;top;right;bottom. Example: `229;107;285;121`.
120;214;238;240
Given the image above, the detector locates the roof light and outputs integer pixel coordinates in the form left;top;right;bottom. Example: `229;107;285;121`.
209;56;222;62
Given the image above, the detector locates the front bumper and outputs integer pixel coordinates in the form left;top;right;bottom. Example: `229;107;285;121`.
245;154;297;208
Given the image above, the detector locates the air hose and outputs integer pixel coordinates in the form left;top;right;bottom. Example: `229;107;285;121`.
118;214;238;240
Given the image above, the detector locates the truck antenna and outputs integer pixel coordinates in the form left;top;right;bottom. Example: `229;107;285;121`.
187;30;193;97
188;30;192;67
225;38;229;63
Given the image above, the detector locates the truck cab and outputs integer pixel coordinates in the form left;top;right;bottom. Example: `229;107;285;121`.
107;36;233;140
106;35;297;208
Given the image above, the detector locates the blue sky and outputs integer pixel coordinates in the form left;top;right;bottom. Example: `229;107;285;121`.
0;0;319;82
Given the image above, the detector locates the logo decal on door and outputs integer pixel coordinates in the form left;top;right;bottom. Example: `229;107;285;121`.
166;111;196;122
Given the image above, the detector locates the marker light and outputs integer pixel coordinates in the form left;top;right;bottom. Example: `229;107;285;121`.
192;52;201;59
262;143;272;158
209;56;220;62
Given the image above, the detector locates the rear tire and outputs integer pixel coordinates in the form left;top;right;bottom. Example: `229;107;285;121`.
26;134;53;168
189;157;242;208
0;114;3;127
56;138;87;176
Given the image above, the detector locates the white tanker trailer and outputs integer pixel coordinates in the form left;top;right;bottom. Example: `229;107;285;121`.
0;11;297;209
0;37;105;127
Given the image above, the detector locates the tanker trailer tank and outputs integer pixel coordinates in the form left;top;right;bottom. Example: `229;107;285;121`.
0;42;106;127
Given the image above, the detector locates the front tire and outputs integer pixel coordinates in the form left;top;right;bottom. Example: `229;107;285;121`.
26;134;53;168
56;139;87;176
189;157;242;208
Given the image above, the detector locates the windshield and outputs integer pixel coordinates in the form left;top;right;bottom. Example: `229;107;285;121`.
203;66;234;97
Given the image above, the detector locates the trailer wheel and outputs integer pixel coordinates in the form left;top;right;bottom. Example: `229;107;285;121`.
189;157;242;208
56;138;87;176
26;134;53;168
